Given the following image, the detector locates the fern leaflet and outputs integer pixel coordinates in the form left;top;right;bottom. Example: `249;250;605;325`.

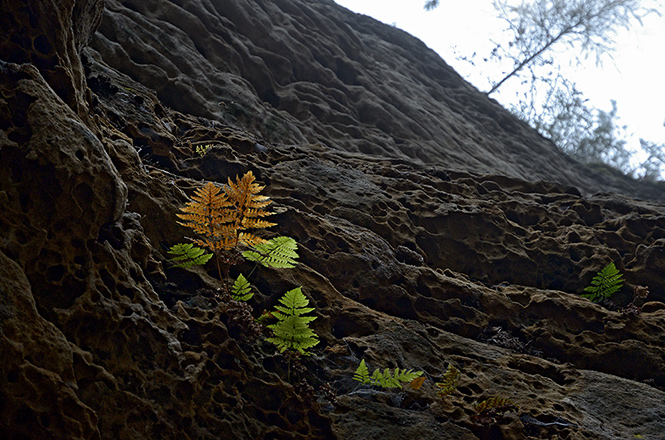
266;288;319;355
372;368;403;388
393;368;423;384
353;359;372;384
176;182;236;252
243;236;299;268
168;243;213;268
226;172;276;241
231;273;253;301
582;262;624;302
352;360;423;389
436;363;460;397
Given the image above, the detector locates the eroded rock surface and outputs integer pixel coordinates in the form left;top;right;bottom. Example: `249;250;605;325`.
90;0;665;200
1;0;664;439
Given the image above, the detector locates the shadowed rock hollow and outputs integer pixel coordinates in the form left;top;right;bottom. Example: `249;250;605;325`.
1;0;664;439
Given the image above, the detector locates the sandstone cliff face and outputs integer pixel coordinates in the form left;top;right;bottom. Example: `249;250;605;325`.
1;1;664;440
89;0;664;199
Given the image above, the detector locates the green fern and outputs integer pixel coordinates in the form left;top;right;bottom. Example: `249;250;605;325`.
371;368;402;388
168;243;213;268
231;273;253;301
266;288;319;355
195;143;213;156
352;359;423;389
353;359;372;384
582;262;624;302
243;236;299;269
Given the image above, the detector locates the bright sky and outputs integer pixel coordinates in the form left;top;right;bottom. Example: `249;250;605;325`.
334;0;665;165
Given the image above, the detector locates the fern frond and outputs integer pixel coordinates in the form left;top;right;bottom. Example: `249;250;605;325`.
473;396;519;414
266;287;319;355
267;316;319;354
393;368;423;383
231;273;253;301
273;288;314;315
242;218;278;229
237;232;267;248
195;143;213;156
226;171;276;225
168;243;213;268
353;359;372;384
177;173;276;255
352;360;424;389
436;363;460;397
176;182;235;251
372;369;402;388
582;262;624;302
190;235;236;253
243;236;299;269
177;182;233;220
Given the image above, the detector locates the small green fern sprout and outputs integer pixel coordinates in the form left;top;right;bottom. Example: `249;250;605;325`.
168;243;213;268
582;262;624;302
266;287;319;355
243;236;298;269
231;273;253;301
436;363;460;397
352;359;423;389
195;143;213;157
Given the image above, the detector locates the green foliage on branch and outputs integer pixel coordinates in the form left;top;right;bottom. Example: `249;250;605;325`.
426;0;664;179
424;0;439;10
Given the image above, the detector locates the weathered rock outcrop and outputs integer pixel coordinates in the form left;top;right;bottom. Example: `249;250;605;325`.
89;0;664;199
1;0;664;439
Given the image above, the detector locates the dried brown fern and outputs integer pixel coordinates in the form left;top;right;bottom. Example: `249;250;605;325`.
224;171;276;248
177;172;275;251
176;181;235;252
176;171;276;288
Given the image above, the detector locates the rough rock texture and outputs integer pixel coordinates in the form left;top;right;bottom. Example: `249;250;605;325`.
90;0;664;200
1;0;665;440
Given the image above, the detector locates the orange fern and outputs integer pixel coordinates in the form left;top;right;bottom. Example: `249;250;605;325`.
225;171;276;248
176;182;235;252
177;171;275;253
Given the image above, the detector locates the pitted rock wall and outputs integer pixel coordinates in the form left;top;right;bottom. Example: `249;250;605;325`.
89;0;664;200
2;0;665;439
